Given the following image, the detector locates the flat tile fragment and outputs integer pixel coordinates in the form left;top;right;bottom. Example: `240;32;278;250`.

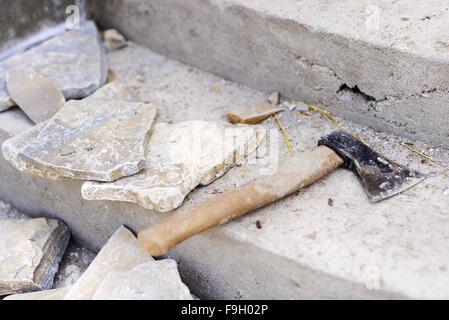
0;20;107;111
3;286;71;300
82;120;264;212
92;260;193;300
227;103;284;124
102;29;127;51
63;226;153;300
2;99;158;181
0;218;70;295
6;69;65;123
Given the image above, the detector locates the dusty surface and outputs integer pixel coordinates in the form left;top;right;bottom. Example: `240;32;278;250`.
53;242;96;289
0;218;69;295
0;43;448;299
89;0;449;148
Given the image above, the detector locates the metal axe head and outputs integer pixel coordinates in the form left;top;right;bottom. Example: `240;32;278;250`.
318;130;426;202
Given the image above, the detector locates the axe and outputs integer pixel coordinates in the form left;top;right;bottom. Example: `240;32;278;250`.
138;130;426;256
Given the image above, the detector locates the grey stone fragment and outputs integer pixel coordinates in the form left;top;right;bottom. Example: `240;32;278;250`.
0;218;70;295
63;226;154;300
2;99;158;181
0;20;108;111
82;121;264;212
103;29;127;51
92;260;193;300
6;69;65;123
3;286;71;300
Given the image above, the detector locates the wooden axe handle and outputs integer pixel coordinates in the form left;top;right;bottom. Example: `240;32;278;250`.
138;145;343;256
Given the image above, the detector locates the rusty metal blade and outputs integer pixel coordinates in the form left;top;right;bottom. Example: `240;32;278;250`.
318;130;426;202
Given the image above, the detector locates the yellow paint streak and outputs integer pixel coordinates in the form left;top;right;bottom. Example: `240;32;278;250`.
273;112;294;157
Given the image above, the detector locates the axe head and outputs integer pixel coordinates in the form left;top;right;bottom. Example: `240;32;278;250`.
318;131;426;202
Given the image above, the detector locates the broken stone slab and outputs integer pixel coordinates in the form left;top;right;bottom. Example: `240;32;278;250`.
227;104;284;124
92;260;193;300
0;20;108;112
102;29;127;51
3;286;71;300
63;226;154;300
82;120;264;212
0;218;70;295
6;69;65;124
2;99;158;181
2;121;66;180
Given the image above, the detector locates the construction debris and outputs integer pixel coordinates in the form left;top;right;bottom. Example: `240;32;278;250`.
268;92;279;105
82;121;264;212
91;260;193;300
2;99;158;181
6;69;65;123
0;21;107;111
102;29;127;51
0;218;70;295
4;287;71;300
63;226;193;300
63;226;153;300
227;103;284;124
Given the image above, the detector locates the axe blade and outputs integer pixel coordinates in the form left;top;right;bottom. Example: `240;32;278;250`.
318;130;426;202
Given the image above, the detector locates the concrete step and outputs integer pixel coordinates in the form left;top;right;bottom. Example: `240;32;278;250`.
88;0;449;149
0;43;448;299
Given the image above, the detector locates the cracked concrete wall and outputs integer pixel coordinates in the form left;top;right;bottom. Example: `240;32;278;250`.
87;0;449;148
0;0;84;61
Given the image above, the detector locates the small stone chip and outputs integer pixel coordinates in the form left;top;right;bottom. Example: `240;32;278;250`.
102;29;127;51
268;92;279;105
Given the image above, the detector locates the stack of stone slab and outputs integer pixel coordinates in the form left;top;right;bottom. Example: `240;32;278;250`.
5;226;193;300
2;79;264;212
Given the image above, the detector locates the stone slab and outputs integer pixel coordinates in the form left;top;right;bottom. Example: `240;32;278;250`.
2;99;158;181
0;44;448;299
63;226;153;300
0;218;70;295
82;120;264;212
7;69;65;123
88;0;449;148
0;20;107;111
3;286;71;300
103;29;127;51
92;260;193;300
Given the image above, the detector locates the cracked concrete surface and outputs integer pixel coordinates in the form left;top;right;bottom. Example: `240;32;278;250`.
88;0;449;148
0;43;448;299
